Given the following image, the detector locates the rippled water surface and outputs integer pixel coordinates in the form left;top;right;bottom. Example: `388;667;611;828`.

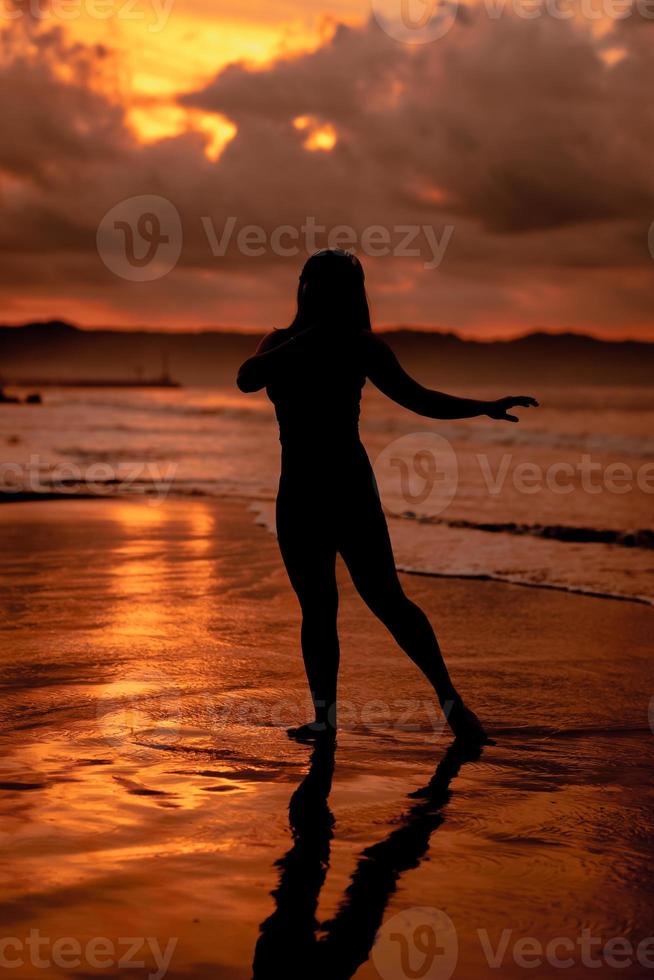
1;499;652;979
1;381;653;601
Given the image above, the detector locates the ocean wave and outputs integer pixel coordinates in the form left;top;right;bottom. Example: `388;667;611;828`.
392;512;654;550
463;427;654;458
16;471;651;553
163;404;268;418
22;473;649;551
3;486;649;605
362;418;654;458
51;394;269;420
57;447;182;462
395;565;653;607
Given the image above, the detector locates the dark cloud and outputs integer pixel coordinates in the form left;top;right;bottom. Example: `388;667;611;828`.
185;12;654;234
0;8;653;332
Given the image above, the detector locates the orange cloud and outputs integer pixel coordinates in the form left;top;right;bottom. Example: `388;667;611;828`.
0;4;653;337
293;115;338;151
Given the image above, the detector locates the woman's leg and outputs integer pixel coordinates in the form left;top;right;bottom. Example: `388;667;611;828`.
277;489;339;735
338;508;457;708
336;489;485;740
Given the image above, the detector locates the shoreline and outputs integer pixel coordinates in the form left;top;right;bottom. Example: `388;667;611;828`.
2;495;653;980
398;565;654;606
2;490;651;606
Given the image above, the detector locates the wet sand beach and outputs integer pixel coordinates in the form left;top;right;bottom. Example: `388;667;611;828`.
1;498;653;979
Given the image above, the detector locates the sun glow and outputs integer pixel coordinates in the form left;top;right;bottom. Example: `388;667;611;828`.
293;115;337;152
60;11;347;100
127;102;237;160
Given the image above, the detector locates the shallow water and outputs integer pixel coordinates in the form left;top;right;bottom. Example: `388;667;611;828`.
1;499;653;979
1;381;653;601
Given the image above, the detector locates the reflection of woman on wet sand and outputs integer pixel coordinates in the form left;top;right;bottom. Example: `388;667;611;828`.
238;248;538;744
252;738;481;979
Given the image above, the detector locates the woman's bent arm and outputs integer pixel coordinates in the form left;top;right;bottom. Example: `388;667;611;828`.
365;334;538;421
236;329;309;392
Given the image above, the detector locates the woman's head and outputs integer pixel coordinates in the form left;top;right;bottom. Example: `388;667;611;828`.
290;249;372;333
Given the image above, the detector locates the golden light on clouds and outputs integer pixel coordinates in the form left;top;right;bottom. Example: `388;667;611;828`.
56;6;354;158
128;102;237;159
2;0;651;336
293;115;338;151
62;8;357;97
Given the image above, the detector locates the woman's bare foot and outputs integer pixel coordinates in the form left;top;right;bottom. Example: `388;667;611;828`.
446;698;488;744
287;722;336;743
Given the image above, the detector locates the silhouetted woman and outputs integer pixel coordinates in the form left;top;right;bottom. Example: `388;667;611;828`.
237;249;537;743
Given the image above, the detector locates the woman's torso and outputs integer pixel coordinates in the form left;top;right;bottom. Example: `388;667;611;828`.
266;327;375;493
266;329;366;446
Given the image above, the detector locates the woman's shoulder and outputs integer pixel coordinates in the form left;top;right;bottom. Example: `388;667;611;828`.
357;331;392;360
255;327;291;353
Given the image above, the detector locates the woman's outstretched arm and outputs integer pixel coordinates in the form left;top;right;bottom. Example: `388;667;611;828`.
364;334;538;421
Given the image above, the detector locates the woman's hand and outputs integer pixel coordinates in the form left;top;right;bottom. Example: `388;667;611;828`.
487;395;539;422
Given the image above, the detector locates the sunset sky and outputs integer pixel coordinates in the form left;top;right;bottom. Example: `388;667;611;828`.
1;0;653;336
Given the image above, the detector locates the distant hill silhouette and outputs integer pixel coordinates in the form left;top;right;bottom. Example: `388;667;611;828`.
1;320;653;387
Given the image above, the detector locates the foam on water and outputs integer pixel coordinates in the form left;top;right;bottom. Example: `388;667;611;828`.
1;382;652;602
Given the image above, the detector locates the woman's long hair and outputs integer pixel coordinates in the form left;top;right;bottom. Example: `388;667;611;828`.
288;249;372;335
